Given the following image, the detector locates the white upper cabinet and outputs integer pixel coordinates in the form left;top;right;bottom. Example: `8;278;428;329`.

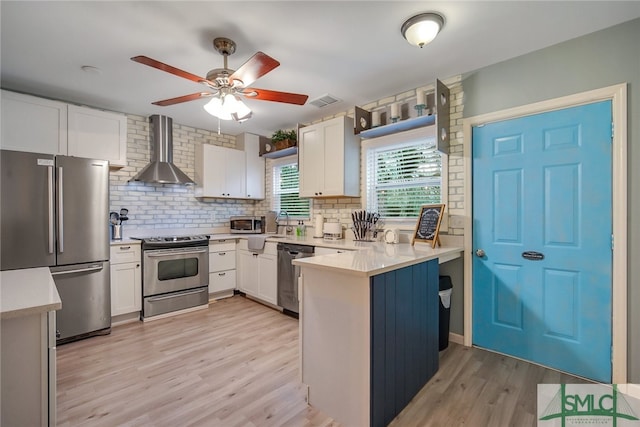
195;133;265;200
195;144;246;199
238;133;265;200
1;89;67;155
67;105;127;167
299;116;360;198
1;90;127;167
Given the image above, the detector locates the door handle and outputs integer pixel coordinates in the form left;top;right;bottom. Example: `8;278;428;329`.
47;166;55;254
475;249;486;257
146;248;208;257
57;166;64;253
51;264;104;276
146;287;206;302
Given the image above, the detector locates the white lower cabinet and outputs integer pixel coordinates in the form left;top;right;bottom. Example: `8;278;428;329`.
236;240;278;305
209;240;236;298
109;243;141;317
1;310;56;426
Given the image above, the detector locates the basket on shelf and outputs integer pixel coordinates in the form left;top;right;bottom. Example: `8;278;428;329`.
272;129;297;151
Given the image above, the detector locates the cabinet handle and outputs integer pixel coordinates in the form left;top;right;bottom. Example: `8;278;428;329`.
120;246;131;250
218;252;226;256
218;272;226;276
136;264;140;268
252;253;259;257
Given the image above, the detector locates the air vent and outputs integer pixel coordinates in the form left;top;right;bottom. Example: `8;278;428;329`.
308;93;341;108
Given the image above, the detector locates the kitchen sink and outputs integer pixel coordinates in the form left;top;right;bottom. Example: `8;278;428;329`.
266;234;289;239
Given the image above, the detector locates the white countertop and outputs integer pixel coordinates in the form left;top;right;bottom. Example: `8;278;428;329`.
293;243;463;277
0;267;62;319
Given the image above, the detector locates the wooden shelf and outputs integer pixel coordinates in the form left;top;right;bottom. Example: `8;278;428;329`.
359;115;436;139
354;78;450;154
261;146;297;159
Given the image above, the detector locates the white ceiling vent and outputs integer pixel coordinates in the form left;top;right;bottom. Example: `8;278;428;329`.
309;93;341;108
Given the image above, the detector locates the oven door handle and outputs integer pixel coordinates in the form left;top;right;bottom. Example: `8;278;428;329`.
145;248;208;257
146;287;207;302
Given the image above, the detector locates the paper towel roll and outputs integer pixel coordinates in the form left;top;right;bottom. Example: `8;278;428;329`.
323;222;342;234
314;214;324;238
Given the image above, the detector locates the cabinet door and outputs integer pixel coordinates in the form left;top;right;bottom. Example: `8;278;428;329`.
237;250;259;296
1;90;67;155
209;269;236;293
257;253;278;305
196;144;246;198
320;119;346;196
196;144;226;197
243;134;265;199
209;250;236;272
110;262;141;316
67;105;127;167
299;124;324;197
224;148;246;198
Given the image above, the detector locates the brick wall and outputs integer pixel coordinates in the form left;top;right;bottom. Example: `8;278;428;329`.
256;75;465;236
109;114;256;231
113;76;465;236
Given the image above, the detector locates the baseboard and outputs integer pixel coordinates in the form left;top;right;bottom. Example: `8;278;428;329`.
449;332;464;345
111;311;141;326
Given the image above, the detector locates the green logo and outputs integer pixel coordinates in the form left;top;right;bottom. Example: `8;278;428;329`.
539;384;640;426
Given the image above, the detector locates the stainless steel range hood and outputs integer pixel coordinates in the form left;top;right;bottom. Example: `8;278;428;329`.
129;115;194;185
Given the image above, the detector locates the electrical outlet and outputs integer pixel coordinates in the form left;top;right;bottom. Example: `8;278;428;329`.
449;215;465;228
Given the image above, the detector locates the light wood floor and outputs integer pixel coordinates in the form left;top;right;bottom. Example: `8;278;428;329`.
57;295;586;427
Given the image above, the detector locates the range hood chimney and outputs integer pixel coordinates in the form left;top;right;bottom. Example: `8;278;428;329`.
129;115;194;185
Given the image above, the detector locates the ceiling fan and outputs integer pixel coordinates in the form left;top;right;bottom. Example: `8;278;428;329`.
132;37;309;121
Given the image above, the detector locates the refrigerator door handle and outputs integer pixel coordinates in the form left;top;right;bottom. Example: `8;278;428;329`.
57;166;64;253
47;165;55;254
50;264;104;276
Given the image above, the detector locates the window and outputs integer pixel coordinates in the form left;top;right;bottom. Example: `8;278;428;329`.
364;128;444;219
272;159;310;218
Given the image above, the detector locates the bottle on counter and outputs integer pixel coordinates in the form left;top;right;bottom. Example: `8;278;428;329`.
296;220;306;237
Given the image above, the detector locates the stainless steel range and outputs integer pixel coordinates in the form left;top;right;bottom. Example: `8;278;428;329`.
133;234;210;320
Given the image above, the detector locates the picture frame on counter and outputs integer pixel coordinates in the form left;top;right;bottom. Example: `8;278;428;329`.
411;203;445;248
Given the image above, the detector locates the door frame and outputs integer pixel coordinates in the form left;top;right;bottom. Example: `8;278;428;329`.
462;83;628;383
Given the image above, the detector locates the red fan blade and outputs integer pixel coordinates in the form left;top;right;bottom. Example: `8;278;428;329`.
132;55;208;84
242;88;308;105
229;52;280;87
152;92;214;106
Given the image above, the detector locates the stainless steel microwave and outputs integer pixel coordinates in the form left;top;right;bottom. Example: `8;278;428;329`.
230;216;265;234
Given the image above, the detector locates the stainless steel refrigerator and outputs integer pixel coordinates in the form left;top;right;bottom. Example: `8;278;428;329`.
1;150;111;343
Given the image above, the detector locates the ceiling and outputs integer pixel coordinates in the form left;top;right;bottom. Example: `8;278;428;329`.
2;1;639;138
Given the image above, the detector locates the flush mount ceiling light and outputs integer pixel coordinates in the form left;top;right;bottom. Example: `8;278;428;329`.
401;12;445;48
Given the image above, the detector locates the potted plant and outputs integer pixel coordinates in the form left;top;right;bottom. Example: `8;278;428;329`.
271;129;297;150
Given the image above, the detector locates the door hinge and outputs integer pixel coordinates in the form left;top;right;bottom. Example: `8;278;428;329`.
611;122;615;142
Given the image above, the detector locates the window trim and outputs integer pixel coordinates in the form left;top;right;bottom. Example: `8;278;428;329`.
271;154;311;220
361;126;448;230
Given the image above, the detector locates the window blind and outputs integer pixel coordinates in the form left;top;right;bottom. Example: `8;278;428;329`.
272;162;310;218
366;139;441;218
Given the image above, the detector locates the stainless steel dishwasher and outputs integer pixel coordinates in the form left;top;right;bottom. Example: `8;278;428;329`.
277;243;314;317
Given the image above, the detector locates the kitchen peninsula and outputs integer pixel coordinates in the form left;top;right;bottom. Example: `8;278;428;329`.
293;243;462;427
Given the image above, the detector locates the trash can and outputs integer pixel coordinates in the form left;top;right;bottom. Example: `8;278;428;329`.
438;275;453;351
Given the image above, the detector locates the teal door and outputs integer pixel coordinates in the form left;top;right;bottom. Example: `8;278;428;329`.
472;101;612;382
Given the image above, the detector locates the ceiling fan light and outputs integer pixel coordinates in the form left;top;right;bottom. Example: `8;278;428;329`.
203;93;252;122
401;12;444;48
203;96;232;120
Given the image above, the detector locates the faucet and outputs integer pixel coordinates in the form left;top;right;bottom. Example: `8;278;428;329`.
276;210;293;235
